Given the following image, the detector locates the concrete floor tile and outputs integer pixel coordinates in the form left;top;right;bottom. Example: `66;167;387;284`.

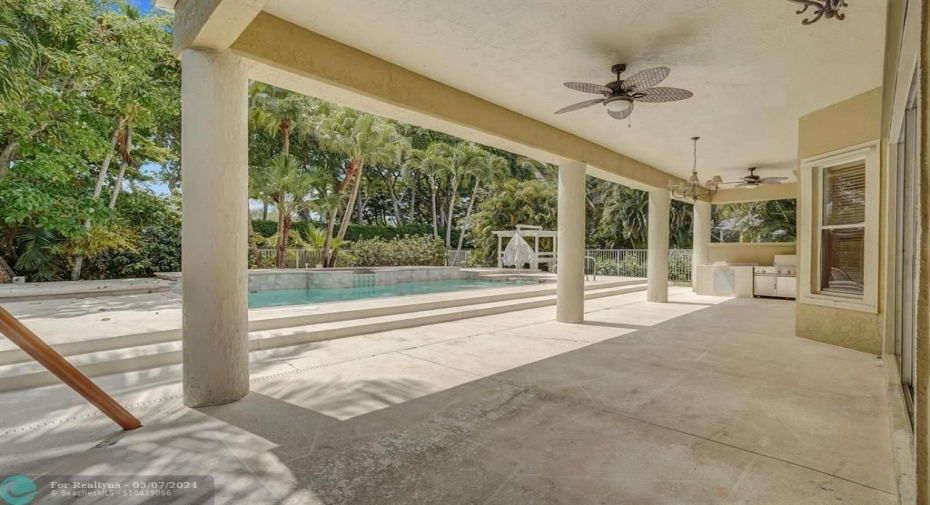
400;333;588;377
504;320;634;342
288;423;521;505
250;353;479;420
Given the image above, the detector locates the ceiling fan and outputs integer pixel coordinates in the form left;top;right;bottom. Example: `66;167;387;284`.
730;167;789;188
554;64;693;120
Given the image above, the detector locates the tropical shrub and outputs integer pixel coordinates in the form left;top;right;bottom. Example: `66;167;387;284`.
337;236;446;267
89;192;182;278
469;180;558;267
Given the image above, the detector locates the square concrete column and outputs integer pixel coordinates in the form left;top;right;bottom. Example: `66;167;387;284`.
557;161;586;323
181;49;250;408
647;189;670;302
692;199;712;287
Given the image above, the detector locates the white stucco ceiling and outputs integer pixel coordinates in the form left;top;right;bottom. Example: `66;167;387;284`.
263;0;886;183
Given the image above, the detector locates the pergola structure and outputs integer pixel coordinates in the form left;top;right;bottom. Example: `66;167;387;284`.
492;225;558;270
159;3;927;500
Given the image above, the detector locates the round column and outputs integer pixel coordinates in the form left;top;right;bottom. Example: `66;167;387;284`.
647;190;670;303
557;161;586;323
692;199;712;287
181;49;250;407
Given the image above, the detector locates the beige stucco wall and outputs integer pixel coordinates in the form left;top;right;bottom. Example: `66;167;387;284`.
707;243;797;265
795;87;885;355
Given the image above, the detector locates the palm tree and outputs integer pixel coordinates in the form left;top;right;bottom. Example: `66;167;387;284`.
455;150;509;255
249;83;319;267
313;107;409;266
435;142;490;249
601;185;649;249
404;144;450;240
515;156;558;182
252;155;317;267
249;82;317;159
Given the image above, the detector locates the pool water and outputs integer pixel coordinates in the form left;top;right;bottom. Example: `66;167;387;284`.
248;279;524;308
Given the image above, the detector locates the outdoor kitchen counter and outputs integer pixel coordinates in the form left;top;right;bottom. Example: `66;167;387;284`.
693;264;756;298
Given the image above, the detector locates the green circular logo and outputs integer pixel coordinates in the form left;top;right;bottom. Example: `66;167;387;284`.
0;476;36;505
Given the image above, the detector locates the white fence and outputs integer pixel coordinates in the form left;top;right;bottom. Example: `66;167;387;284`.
446;250;471;267
257;249;325;268
585;249;692;282
257;247;692;282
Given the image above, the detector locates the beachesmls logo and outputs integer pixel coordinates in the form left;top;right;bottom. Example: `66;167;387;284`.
0;475;36;505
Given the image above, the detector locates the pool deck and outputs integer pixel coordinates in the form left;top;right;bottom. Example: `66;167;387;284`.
0;276;637;352
0;278;173;302
0;288;897;504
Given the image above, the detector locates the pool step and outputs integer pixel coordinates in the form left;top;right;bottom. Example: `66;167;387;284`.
0;278;644;367
0;282;647;392
476;272;557;282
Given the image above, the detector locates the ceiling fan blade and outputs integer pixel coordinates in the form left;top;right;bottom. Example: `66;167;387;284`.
759;176;789;182
635;87;694;103
621;67;670;91
554;98;605;114
758;180;783;185
563;82;611;95
606;101;634;120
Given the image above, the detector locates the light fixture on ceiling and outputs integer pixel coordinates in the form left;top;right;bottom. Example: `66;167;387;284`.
603;96;633;116
668;137;720;202
788;0;847;25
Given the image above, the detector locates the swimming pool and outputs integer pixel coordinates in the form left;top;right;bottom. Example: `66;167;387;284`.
248;279;526;308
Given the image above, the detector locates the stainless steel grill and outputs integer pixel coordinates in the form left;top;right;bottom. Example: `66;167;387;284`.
753;255;797;299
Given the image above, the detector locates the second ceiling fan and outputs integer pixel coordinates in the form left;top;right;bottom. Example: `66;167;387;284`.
730;167;788;188
555;64;693;120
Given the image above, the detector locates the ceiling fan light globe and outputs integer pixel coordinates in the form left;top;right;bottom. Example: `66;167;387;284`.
603;96;633;114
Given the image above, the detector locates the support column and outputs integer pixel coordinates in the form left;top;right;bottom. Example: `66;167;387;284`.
557;161;586;323
647;190;670;302
181;49;249;408
692;199;712;288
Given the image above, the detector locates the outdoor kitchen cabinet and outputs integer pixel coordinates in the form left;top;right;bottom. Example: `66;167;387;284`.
776;276;797;299
754;275;777;297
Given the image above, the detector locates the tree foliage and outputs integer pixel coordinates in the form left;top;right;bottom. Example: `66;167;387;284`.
0;0;178;280
713;199;797;243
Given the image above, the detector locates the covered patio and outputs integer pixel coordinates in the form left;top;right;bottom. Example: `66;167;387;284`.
168;0;889;408
6;0;914;502
0;288;896;503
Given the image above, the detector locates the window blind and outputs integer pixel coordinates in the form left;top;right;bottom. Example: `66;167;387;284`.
823;163;866;226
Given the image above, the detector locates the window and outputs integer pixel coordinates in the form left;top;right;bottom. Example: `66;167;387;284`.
799;140;879;313
819;163;865;295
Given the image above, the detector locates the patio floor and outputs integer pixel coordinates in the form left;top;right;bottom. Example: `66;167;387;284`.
0;288;896;504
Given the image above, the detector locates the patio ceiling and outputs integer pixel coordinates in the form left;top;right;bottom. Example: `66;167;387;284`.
262;0;887;183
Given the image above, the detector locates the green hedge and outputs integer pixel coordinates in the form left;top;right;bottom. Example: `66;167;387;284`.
336;236;447;267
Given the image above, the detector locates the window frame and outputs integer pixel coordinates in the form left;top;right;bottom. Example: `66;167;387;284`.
799;140;880;313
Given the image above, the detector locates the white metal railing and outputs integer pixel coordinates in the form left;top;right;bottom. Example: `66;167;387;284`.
446;250;471;267
254;247;691;282
667;249;693;283
257;249;325;268
585;249;692;282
